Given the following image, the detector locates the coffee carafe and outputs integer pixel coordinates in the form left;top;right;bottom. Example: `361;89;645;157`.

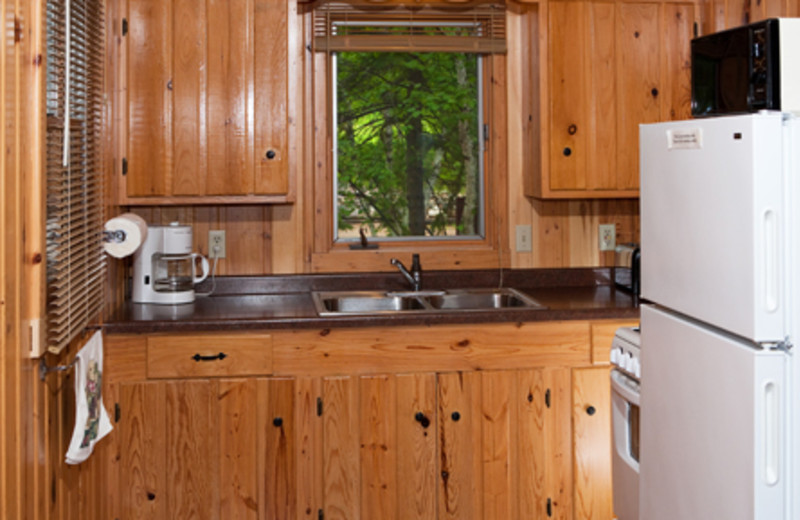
132;223;210;304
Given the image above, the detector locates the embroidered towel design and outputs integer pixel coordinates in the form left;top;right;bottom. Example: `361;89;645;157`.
65;330;113;465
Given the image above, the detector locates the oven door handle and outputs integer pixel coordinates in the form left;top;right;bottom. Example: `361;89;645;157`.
611;369;640;406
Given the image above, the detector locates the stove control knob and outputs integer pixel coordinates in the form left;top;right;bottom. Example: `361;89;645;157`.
622;352;633;371
610;347;620;364
630;357;641;378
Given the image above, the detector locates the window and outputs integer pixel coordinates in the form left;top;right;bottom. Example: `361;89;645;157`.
45;0;106;353
309;1;508;271
334;50;483;240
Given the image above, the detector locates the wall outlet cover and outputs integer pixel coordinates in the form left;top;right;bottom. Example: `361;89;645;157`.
599;224;616;251
209;230;226;259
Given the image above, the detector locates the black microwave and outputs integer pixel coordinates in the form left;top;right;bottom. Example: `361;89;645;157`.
691;18;800;116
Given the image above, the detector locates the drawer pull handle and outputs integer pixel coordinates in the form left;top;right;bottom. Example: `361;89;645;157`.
192;352;228;362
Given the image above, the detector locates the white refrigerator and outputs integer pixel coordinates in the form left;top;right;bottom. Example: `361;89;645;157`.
639;112;799;520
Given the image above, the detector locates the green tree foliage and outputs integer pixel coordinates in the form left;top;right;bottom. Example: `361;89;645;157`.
336;51;481;239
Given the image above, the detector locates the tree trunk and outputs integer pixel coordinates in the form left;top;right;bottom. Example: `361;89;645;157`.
455;56;478;235
406;68;426;236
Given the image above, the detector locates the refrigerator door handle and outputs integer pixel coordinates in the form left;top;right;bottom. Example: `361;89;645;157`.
763;209;779;313
763;380;780;486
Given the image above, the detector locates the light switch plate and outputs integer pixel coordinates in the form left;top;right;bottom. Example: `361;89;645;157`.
515;225;532;252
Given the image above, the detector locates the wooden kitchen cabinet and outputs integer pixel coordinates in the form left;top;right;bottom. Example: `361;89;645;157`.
311;368;575;520
102;319;627;519
116;377;296;519
530;0;696;198
572;366;614;520
123;0;292;204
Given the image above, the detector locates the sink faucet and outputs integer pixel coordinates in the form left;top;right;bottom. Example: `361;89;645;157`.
390;254;422;291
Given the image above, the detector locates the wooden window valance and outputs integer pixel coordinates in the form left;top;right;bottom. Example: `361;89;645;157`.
311;1;506;53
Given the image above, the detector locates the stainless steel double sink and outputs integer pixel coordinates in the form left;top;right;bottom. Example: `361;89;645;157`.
311;287;546;316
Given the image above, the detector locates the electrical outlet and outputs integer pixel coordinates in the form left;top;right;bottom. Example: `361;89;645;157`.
209;230;226;259
599;224;616;251
515;225;532;252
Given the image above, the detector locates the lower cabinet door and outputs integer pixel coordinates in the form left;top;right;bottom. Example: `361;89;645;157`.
117;377;296;520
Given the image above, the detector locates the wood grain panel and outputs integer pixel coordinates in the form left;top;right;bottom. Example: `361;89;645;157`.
165;381;219;519
481;371;518;520
544;368;573;520
295;377;323;520
219;379;258;519
661;3;694;123
590;320;640;366
147;334;272;379
254;0;289;194
548;1;587;191
396;373;437;520
359;375;397;519
127;0;172;196
259;377;297;520
219;206;272;275
323;376;360;520
616;3;660;190
572;367;613;520
587;1;617;191
272;322;591;377
104;334;147;383
206;0;252;195
172;0;207;196
120;382;167;519
438;371;482;520
517;369;547;519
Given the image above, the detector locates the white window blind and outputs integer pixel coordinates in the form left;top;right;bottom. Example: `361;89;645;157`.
45;0;105;354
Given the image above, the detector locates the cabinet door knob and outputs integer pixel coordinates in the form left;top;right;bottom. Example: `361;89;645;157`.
586;405;596;416
273;417;283;427
651;87;659;97
563;147;572;157
451;411;461;422
414;412;430;428
265;149;277;160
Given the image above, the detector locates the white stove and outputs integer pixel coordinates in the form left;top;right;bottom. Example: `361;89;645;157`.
610;326;640;520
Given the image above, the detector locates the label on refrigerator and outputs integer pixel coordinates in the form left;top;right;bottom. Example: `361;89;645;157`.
666;128;703;150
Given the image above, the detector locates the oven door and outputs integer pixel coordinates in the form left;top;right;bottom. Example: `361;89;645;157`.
611;369;640;520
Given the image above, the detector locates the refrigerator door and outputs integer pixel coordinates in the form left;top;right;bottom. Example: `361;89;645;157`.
640;305;787;520
640;113;787;343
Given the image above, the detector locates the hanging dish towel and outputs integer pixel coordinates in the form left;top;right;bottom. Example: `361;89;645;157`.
65;330;113;465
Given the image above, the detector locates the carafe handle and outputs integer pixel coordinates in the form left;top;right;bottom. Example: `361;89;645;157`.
191;253;210;284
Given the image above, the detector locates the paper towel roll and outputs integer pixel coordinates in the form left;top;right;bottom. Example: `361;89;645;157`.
103;213;147;258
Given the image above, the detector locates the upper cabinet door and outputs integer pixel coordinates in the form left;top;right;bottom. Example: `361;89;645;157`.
124;0;293;203
531;0;696;199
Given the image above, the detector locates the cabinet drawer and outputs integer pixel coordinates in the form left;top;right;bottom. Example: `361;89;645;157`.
146;334;272;378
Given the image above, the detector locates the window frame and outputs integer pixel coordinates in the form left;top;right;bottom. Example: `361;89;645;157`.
309;37;509;273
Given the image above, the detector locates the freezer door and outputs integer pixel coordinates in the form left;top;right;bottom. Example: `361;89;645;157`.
640;113;787;343
640;305;787;520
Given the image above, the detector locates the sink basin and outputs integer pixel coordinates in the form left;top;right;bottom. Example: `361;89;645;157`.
314;291;427;315
427;288;543;310
312;288;545;316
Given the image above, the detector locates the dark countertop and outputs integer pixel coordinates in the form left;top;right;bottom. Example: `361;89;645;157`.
104;268;641;334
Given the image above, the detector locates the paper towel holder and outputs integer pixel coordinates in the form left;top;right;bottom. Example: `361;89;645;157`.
102;229;127;243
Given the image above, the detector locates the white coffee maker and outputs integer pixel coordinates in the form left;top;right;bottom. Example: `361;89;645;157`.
132;223;210;304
